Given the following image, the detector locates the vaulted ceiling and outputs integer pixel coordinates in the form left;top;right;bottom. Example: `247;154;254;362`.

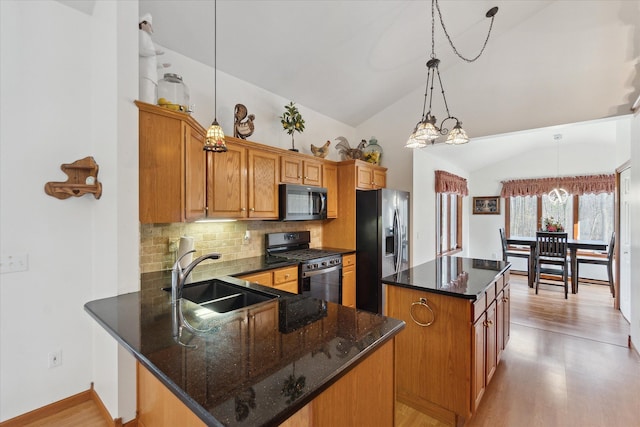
139;1;638;171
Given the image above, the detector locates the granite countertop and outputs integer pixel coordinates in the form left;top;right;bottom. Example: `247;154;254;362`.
84;272;404;427
381;256;510;300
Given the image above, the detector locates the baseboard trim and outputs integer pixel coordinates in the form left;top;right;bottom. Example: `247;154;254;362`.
0;387;92;427
0;383;136;427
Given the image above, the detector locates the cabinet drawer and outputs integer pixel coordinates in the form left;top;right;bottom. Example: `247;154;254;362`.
239;271;273;287
342;253;356;267
274;281;298;294
274;266;298;285
503;270;510;284
472;294;486;322
496;274;505;291
485;281;496;303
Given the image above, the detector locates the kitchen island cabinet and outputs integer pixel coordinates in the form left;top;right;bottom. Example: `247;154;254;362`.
383;256;510;426
85;273;404;427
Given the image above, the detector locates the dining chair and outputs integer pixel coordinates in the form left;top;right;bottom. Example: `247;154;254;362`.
499;228;530;283
535;231;569;299
575;232;615;297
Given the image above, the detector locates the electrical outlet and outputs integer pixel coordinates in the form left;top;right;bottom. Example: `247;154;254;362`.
48;350;62;368
0;254;29;274
243;230;250;244
168;239;178;253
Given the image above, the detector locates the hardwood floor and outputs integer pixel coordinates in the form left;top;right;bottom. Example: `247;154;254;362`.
397;275;639;427
14;276;637;427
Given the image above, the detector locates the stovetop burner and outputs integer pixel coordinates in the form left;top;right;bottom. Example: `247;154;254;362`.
271;248;341;261
265;231;343;271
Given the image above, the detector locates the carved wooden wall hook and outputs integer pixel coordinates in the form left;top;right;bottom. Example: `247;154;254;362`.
45;156;102;200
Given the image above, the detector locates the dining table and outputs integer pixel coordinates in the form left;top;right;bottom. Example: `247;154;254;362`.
506;235;607;293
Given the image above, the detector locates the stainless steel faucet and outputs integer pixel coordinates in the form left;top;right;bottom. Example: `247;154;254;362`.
171;250;222;306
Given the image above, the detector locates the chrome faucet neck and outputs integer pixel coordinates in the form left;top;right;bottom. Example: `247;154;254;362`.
170;251;222;306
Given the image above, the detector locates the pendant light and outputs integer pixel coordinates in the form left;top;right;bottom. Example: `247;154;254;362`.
548;134;568;205
204;0;227;152
406;1;497;148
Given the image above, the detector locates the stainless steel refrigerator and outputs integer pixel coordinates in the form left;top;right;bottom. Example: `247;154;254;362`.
356;188;410;313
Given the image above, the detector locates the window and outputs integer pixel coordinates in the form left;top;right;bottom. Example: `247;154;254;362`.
437;193;462;255
507;193;613;242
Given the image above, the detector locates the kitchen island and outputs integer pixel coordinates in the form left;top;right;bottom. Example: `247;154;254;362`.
85;271;404;427
382;256;511;426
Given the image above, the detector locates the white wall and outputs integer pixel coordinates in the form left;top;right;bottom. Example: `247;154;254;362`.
0;0;137;421
153;46;357;159
630;111;640;350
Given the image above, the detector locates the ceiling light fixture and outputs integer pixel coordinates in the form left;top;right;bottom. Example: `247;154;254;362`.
204;0;227;153
548;134;568;205
406;0;498;148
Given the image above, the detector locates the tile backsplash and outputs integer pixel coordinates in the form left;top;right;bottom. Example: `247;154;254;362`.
140;221;324;273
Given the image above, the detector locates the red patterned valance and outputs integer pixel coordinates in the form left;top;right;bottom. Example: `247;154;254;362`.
435;170;468;196
500;174;615;198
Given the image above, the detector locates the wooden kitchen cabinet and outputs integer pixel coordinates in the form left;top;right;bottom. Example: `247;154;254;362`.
237;266;299;294
341;253;356;307
323;160;387;250
322;163;338;218
385;268;510;425
280;155;323;187
207;140;279;219
356;162;386;190
137;101;206;224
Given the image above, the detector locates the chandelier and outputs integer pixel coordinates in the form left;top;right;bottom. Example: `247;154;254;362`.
406;0;498;148
204;0;227;152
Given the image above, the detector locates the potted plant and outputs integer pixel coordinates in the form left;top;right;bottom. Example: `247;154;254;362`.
543;217;564;232
280;101;305;152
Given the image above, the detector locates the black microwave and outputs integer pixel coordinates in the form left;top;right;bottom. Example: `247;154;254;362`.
279;184;327;221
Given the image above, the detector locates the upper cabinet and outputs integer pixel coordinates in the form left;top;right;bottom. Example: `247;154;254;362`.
356;162;386;190
207;138;279;220
280;155;323;187
323;163;338;218
137;101;206;224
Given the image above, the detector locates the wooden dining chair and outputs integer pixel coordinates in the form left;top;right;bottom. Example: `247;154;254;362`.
499;228;530;283
535;231;569;299
575;231;615;297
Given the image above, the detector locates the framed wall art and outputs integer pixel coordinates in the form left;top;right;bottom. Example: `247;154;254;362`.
472;196;500;215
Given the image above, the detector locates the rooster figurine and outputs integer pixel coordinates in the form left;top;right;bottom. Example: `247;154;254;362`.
335;136;366;160
311;140;331;158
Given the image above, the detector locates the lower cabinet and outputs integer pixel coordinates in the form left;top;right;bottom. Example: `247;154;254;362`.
385;268;511;425
137;338;396;427
237;266;299;294
341;254;356;308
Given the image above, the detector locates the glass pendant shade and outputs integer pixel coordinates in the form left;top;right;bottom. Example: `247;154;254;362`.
548;187;569;205
445;122;469;145
405;130;427;148
204;120;227;152
418;117;440;141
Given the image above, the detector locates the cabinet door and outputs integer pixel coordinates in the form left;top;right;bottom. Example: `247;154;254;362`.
247;148;279;219
503;283;511;348
342;254;356;308
273;266;299;294
356;164;374;189
372;169;386;189
472;316;486;412
184;123;207;221
485;301;498;384
207;143;247;218
280;156;302;184
323;163;338;218
248;304;279;377
496;290;504;363
303;160;322;186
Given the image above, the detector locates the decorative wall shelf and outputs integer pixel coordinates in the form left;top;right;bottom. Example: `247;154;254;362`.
45;156;102;200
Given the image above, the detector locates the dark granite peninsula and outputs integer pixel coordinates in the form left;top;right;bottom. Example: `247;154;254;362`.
85;273;404;427
382;256;511;426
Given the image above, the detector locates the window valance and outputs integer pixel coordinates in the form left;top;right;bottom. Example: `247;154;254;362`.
435;170;468;196
500;174;615;198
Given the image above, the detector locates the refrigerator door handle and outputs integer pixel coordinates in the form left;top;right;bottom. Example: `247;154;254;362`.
394;208;402;273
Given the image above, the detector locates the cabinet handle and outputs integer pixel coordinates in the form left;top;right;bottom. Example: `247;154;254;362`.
284;274;290;279
249;208;255;212
241;208;246;212
409;298;435;327
483;320;494;327
502;297;508;302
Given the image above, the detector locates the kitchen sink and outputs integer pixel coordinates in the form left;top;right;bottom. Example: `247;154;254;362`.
163;280;278;314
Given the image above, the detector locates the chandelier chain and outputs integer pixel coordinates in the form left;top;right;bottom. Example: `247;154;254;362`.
434;0;496;63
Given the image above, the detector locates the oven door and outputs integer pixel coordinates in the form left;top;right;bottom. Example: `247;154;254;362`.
300;265;342;304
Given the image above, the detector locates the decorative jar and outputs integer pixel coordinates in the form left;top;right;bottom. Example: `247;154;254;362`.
363;136;383;165
157;73;191;113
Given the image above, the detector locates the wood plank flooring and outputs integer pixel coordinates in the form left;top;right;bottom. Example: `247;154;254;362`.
397;275;639;427
15;276;638;427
